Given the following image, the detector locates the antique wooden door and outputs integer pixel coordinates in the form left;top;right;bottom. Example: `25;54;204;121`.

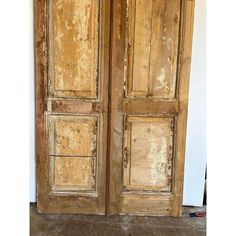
35;0;111;214
35;0;195;216
108;0;195;217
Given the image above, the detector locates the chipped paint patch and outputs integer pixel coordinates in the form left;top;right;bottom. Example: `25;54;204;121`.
123;116;174;192
54;156;95;190
52;0;98;97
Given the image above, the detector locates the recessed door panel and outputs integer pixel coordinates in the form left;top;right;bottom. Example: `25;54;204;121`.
48;115;97;194
123;116;174;192
125;0;180;99
49;0;99;98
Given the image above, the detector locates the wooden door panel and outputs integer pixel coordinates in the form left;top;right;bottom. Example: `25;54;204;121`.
48;115;97;194
125;0;180;99
108;0;195;217
49;0;99;98
53;156;95;191
35;0;110;214
48;115;97;156
123;116;174;192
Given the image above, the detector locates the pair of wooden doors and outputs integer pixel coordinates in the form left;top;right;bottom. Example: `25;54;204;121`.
35;0;195;216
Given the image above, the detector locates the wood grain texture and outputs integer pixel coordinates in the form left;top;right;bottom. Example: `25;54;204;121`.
35;0;195;216
48;115;97;156
49;0;99;98
53;156;95;190
108;0;195;217
35;0;49;212
123;116;174;192
35;0;110;214
171;0;196;217
125;0;181;98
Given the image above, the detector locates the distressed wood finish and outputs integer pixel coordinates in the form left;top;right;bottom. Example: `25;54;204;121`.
49;0;99;98
36;0;195;216
125;0;180;98
123;116;174;192
108;0;195;216
35;0;110;214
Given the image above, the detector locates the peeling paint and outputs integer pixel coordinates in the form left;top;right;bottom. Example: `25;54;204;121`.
53;0;98;97
124;117;174;192
125;0;180;99
54;157;95;190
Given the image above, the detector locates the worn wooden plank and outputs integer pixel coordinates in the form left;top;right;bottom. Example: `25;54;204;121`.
123;99;179;114
49;99;100;113
151;0;181;98
172;0;195;217
35;0;49;212
126;0;181;98
131;0;152;94
121;194;173;216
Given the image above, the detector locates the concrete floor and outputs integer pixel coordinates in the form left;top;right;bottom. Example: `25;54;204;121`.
30;204;206;236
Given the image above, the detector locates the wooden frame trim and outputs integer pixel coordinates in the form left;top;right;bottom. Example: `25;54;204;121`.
171;0;195;217
35;0;48;211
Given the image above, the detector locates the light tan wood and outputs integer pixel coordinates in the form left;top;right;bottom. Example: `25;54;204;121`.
36;0;195;216
49;0;98;98
123;116;174;192
53;156;95;190
172;0;196;217
126;0;181;98
108;0;195;217
35;0;111;214
48;115;97;156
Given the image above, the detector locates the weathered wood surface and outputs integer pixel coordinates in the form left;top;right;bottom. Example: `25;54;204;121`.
49;0;98;98
48;115;97;156
108;0;195;217
54;156;95;190
123;116;174;192
36;0;195;216
35;0;110;214
125;0;180;99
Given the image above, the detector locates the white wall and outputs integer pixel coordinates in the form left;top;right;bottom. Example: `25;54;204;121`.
30;0;206;205
183;0;206;206
30;0;36;203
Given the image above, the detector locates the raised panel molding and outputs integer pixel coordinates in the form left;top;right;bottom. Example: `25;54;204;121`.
47;114;98;194
123;116;175;192
49;0;100;99
125;0;181;99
